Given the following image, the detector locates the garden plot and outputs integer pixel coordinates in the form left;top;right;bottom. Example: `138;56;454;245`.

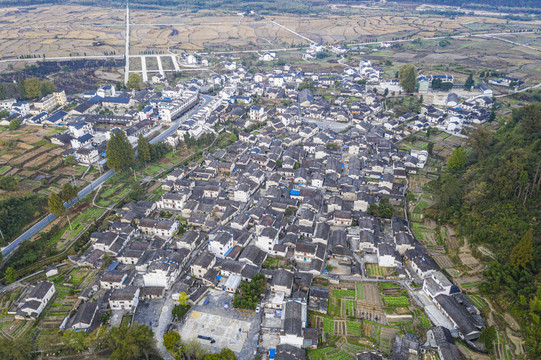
361;283;383;308
458;253;480;268
432;255;455;269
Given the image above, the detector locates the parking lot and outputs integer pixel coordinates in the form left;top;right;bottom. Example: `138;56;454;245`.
179;290;261;358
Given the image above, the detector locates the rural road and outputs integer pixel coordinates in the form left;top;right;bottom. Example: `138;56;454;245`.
0;94;213;257
124;4;130;84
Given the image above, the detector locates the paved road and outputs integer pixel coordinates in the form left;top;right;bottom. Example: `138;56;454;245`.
124;4;130;84
1;94;213;257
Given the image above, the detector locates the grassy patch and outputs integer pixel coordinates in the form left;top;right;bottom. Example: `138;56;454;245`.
332;289;356;298
323;318;334;334
355;282;363;300
382;296;409;307
346;321;362;337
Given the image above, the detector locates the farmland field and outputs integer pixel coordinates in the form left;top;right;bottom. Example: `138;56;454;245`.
382;296;409;308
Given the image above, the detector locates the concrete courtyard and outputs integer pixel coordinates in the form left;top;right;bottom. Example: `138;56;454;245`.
179;290;261;358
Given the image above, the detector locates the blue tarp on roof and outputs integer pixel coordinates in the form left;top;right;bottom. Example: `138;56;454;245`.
269;349;276;359
290;189;300;196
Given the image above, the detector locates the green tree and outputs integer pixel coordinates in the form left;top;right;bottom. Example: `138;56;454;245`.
61;183;78;204
232;273;266;310
106;129;135;172
510;229;533;268
464;73;474;91
178;291;189;306
447;147;466;172
127;73;141;90
172;304;191;319
24;77;42;99
298;78;314;91
219;348;237;360
106;323;156;360
63;155;77;166
4;266;16;284
48;192;65;217
0;337;33;360
163;331;182;355
40;80;57;97
8;118;21;130
62;330;89;352
137;133;151;165
0;110;9;119
427;142;434;155
48;191;71;229
398;64;417;94
17;74;26;99
478;326;497;352
0;176;19;191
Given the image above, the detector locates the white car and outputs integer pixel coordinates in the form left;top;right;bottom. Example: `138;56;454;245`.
255;304;261;313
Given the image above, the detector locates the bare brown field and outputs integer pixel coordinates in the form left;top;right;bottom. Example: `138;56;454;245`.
1;5;538;60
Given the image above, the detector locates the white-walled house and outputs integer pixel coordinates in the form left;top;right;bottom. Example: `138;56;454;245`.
16;281;55;320
256;227;279;253
109;286;140;311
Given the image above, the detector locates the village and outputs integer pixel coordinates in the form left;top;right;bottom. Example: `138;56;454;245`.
0;50;505;360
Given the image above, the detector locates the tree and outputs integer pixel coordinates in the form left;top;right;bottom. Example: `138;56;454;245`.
24;77;42;99
184;339;210;360
368;197;394;218
107;323;156;360
0;337;33;360
172;303;191;319
61;183;78;204
383;88;389;97
399;64;417;94
510;229;533;268
178;291;189;306
446;147;466;172
63;155;77;166
427;142;434;155
163;331;182;355
48;192;70;229
127;73;141;90
232;273;266;310
106;129;135;172
298;78;314;91
0;176;19;191
464;73;474;91
219;348;237;360
478;326;497;352
4;266;16;284
40;80;57;97
17;74;26;99
62;330;89;352
137;133;151;165
8;118;21;130
48;192;66;217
